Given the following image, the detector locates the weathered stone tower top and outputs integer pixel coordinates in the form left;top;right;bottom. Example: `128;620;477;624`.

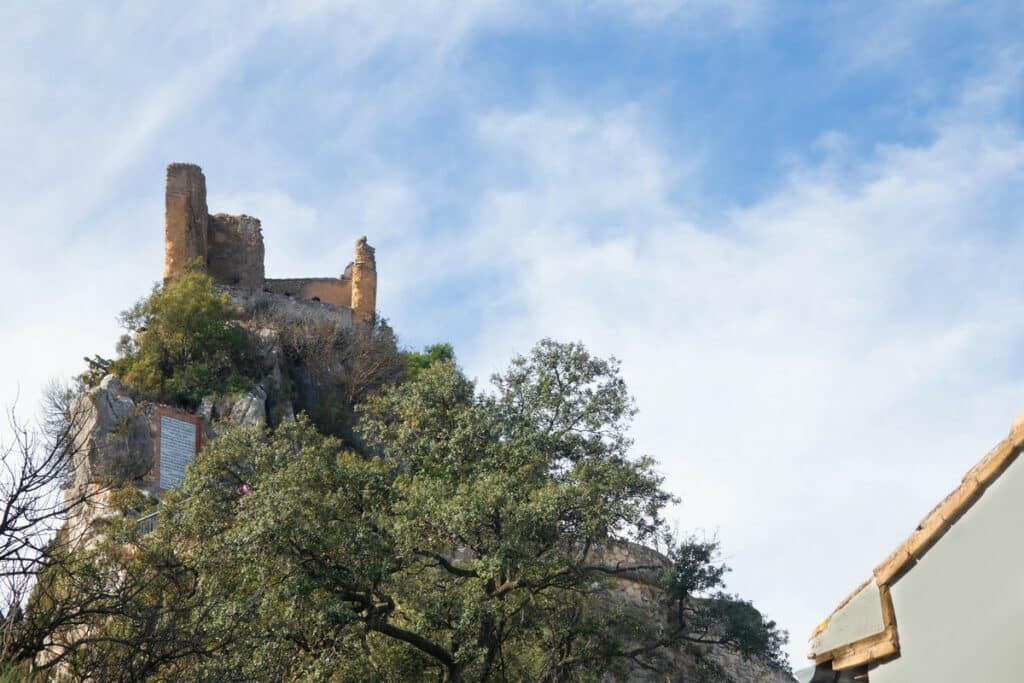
351;236;376;324
164;163;210;283
163;163;376;323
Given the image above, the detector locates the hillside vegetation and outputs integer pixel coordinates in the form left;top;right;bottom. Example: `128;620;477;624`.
4;275;790;682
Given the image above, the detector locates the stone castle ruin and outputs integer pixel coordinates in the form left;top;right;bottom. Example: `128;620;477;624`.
163;162;376;323
62;163;384;547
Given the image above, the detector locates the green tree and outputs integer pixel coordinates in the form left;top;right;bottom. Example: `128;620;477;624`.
20;339;785;680
401;342;455;381
111;269;252;407
144;339;787;681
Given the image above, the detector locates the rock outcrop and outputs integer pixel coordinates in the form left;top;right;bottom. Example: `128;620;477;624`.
65;375;155;541
585;543;794;682
69;375;153;487
607;569;794;681
198;385;268;429
64;372;271;543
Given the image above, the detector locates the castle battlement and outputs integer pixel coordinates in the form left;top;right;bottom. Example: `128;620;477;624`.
163;163;376;323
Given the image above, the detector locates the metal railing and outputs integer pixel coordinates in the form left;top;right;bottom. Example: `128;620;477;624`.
136;511;159;536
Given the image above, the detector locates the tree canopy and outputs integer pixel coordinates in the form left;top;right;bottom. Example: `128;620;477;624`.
13;336;787;681
401;342;455;381
110;269;252;407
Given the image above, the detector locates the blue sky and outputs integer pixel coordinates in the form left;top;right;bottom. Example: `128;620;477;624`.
3;1;1024;668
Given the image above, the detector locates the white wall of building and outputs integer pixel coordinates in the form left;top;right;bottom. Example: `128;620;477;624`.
870;455;1024;682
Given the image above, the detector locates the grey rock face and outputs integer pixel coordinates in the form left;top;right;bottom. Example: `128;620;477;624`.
252;327;283;371
227;387;267;425
64;375;157;543
199;386;268;429
591;543;796;683
70;375;154;488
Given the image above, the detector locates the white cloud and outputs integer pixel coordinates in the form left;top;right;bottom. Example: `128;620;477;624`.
580;0;770;28
0;0;515;424
821;0;1024;79
395;89;1024;665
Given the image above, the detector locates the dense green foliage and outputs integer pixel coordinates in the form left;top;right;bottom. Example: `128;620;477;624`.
0;665;29;683
110;270;252;407
401;342;455;381
172;342;679;680
19;337;787;680
32;341;785;681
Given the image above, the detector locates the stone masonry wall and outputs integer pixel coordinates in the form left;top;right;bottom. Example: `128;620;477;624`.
262;277;352;306
207;213;265;289
163;163;208;283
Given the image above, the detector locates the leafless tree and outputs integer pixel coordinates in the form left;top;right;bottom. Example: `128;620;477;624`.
0;384;246;677
0;382;103;665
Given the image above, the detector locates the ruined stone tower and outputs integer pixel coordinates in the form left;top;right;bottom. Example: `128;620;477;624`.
351;236;377;324
163;163;209;282
163;163;376;323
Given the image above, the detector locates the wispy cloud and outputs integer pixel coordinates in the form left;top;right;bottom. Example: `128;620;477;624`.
579;0;771;28
371;72;1024;664
322;73;1024;666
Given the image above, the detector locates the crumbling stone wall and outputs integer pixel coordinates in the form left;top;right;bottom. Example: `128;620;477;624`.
163;163;375;319
207;213;265;288
262;277;352;306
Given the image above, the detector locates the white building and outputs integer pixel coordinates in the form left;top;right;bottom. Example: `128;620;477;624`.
800;413;1024;682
